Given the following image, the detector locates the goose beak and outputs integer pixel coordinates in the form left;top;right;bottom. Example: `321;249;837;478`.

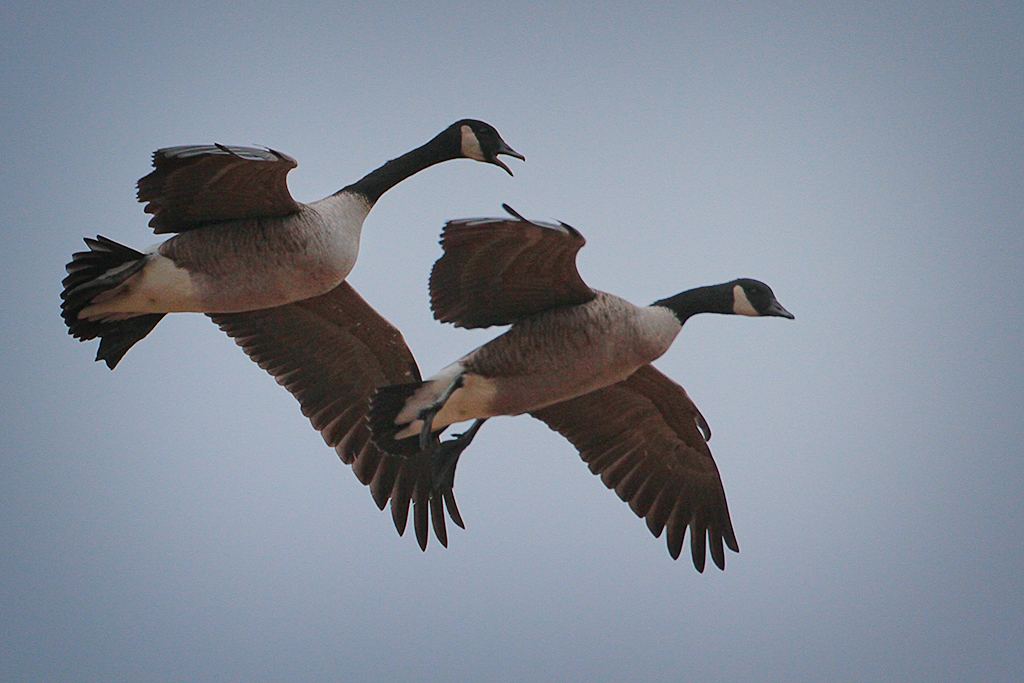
765;300;795;319
489;141;526;176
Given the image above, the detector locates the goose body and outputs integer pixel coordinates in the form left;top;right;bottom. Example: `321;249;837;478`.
86;198;367;316
61;120;523;367
393;292;683;435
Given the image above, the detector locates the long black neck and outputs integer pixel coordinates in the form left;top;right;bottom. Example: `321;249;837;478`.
652;283;734;325
338;128;462;205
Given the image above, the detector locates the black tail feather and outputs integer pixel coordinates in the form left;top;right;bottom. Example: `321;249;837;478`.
61;235;163;369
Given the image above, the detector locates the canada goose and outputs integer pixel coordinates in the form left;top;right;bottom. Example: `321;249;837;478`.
61;120;523;368
368;205;794;570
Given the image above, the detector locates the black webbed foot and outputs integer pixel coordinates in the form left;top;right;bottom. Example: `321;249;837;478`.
431;418;487;492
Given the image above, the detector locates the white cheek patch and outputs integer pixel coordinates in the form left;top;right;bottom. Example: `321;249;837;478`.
460;125;486;161
732;284;759;316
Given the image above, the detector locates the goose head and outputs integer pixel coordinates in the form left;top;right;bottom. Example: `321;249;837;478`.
452;119;526;175
730;279;795;319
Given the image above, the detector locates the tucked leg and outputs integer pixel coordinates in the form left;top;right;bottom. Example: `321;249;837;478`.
417;373;466;451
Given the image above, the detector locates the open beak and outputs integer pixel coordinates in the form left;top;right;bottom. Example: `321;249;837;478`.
489;140;526;176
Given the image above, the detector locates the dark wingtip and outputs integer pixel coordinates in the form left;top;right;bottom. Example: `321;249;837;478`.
92;314;165;370
691;540;707;573
727;535;740;553
391;495;411;537
98;349;122;370
414;498;429;551
444;489;464;529
431;494;449;548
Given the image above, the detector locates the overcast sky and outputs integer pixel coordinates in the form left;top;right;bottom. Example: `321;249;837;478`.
2;1;1022;681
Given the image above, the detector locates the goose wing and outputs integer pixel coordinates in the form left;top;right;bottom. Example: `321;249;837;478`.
529;363;738;571
430;204;596;328
209;281;463;550
138;144;302;234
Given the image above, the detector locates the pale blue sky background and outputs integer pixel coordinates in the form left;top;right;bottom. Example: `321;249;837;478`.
2;1;1022;681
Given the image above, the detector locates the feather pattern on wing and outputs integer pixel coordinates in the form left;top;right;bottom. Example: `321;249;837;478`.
430;205;595;328
209;281;462;549
530;363;737;571
138;144;302;234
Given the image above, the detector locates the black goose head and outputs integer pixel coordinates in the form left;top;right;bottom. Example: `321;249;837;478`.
730;279;795;319
451;119;525;175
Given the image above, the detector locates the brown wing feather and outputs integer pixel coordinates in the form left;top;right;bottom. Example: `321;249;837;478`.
430;208;595;328
138;144;302;234
209;281;460;549
530;364;738;571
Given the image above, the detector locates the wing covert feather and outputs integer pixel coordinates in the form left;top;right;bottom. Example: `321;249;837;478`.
430;208;595;328
138;144;302;234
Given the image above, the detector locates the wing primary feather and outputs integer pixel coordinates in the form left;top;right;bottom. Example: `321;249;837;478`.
413;492;429;551
390;479;412;536
530;365;737;571
444;489;465;529
431;493;449;548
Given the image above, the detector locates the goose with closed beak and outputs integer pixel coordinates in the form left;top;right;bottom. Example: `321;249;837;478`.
61;120;523;368
368;205;794;571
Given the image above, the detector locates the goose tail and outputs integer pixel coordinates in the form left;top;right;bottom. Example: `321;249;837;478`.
61;236;165;369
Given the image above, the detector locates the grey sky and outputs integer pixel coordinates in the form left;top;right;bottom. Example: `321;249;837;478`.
2;1;1021;681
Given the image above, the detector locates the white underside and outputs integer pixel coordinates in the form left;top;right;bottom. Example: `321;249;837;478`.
393;362;499;439
80;248;201;319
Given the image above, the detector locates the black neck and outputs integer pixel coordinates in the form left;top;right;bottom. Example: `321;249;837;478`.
337;129;462;205
653;283;734;325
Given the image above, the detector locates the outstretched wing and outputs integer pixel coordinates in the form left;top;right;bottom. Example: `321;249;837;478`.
530;364;737;571
429;204;595;328
138;144;302;234
209;281;463;550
